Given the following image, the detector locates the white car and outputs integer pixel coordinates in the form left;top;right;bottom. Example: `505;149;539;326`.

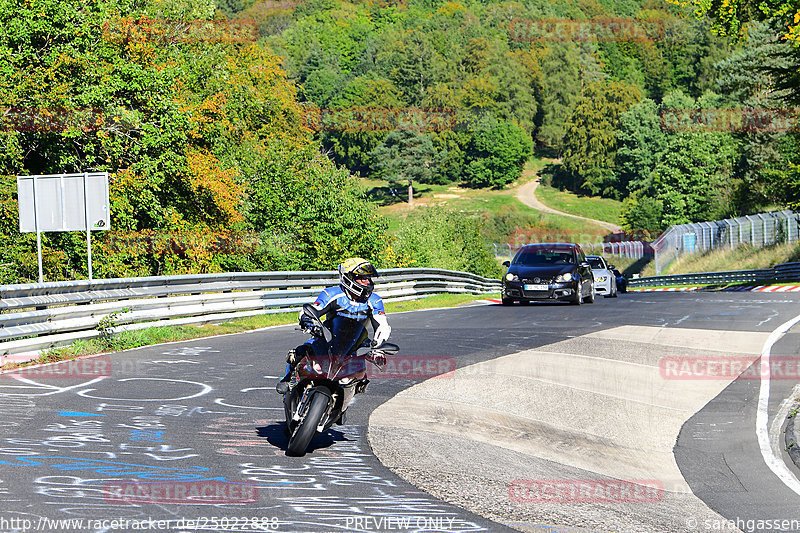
585;255;617;298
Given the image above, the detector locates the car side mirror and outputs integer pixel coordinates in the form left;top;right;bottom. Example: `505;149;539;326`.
502;260;510;267
608;264;616;269
580;262;591;268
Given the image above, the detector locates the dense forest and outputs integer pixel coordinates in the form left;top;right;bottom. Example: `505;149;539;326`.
250;0;800;231
0;0;798;282
241;0;800;233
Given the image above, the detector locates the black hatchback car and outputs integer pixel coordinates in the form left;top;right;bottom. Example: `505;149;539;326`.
501;243;595;305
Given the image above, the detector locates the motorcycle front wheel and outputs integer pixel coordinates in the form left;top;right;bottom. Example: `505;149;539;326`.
286;391;329;456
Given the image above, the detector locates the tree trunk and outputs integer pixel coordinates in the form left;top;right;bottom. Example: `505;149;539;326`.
407;179;413;205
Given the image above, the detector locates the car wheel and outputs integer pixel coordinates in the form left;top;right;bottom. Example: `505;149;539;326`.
501;297;514;306
585;282;595;304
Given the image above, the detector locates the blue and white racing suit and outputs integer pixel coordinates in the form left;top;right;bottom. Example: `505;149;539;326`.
287;286;391;374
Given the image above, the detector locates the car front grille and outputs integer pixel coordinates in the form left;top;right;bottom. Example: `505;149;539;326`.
522;278;552;284
522;290;551;298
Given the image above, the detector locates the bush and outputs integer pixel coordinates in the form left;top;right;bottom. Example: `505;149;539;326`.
463;119;533;189
391;208;502;278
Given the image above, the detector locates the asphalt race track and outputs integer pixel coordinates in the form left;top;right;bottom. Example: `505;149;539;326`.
0;291;798;533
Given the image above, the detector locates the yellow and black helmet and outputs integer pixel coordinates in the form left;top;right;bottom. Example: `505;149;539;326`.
339;257;378;302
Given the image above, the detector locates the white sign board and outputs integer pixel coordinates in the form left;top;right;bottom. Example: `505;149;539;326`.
17;173;110;233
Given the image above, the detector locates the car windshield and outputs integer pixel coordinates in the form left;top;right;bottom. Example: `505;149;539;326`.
513;249;574;266
587;258;606;269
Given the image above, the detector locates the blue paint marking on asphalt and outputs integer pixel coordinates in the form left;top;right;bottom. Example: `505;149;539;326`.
0;456;304;486
57;411;106;417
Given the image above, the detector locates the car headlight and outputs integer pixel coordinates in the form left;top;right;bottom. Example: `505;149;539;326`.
555;272;573;282
505;273;519;281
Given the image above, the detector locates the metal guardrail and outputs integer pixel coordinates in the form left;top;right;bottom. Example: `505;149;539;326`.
628;262;800;288
0;268;501;357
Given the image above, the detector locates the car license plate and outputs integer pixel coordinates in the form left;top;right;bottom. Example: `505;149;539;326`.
524;284;548;291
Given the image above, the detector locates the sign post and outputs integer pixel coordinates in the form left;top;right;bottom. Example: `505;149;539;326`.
17;172;110;283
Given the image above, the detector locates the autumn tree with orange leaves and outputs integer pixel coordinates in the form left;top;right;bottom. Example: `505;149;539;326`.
0;0;390;281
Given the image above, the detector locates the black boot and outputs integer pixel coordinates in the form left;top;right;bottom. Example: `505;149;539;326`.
276;349;300;394
275;368;294;395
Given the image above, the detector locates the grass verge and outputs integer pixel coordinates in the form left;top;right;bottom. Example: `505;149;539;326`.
641;242;800;277
534;184;623;226
1;292;499;371
363;158;609;239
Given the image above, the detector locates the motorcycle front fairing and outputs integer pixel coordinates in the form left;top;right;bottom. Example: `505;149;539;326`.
286;316;369;434
297;316;369;381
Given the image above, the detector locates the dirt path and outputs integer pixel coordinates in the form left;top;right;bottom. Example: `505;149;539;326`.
516;174;622;234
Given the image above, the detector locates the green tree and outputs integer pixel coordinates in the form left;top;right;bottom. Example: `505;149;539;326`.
651;133;739;226
561;80;642;197
620;192;665;233
615;98;667;196
537;44;582;149
678;0;800;102
321;76;405;175
369;129;440;201
463;118;533;189
715;21;795;214
377;29;443;106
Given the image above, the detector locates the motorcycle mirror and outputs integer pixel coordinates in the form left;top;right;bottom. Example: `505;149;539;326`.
302;304;323;325
301;303;330;342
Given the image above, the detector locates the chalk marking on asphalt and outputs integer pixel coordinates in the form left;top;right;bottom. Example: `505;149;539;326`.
758;310;780;327
757;312;800;496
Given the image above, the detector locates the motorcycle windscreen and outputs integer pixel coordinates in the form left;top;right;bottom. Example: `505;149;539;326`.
328;316;366;357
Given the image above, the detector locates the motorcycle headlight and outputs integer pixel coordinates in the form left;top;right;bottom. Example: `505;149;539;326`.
555;272;573;282
505;273;519;281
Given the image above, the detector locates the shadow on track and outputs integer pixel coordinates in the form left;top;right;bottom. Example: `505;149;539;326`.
257;423;350;454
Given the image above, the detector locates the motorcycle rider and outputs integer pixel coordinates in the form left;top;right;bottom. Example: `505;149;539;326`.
276;257;392;394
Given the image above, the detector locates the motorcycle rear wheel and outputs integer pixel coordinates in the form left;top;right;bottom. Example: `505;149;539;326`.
286;392;329;456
